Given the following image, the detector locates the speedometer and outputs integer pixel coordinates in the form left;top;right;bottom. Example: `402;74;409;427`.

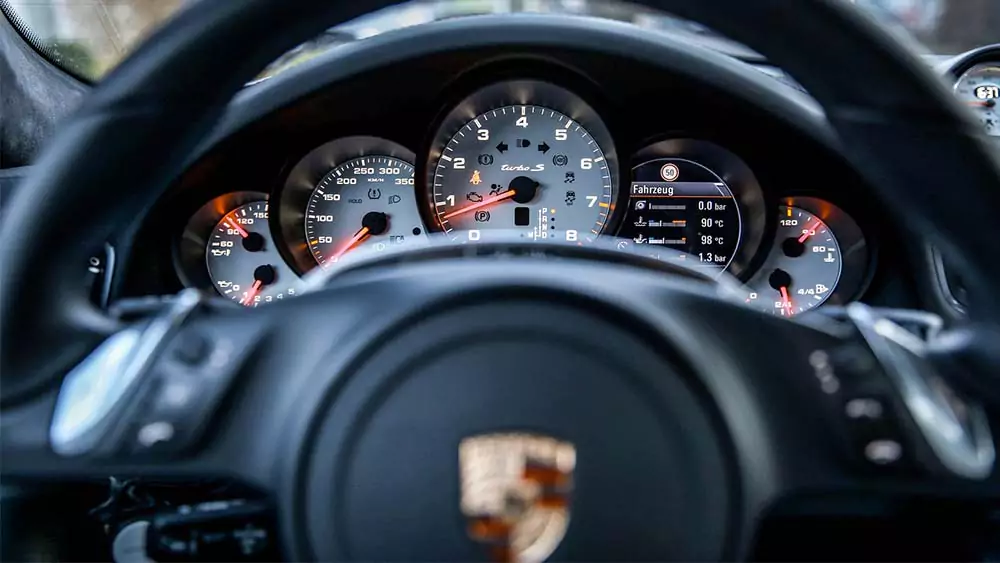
954;63;999;137
426;81;618;243
304;156;422;267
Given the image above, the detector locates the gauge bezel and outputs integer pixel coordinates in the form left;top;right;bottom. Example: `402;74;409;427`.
780;196;870;307
422;79;620;236
277;136;417;274
952;61;1000;138
175;190;269;292
627;139;767;280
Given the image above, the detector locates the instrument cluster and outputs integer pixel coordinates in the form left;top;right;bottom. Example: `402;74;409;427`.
176;79;873;314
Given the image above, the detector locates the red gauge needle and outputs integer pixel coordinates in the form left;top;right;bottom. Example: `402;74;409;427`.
224;219;249;238
443;190;516;220
797;220;819;243
779;286;793;316
240;279;263;306
330;226;371;262
966;100;995;107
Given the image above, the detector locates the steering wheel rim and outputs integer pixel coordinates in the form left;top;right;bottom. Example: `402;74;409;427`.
2;0;1000;560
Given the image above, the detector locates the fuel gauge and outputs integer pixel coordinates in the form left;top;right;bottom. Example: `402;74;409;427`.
745;206;841;316
744;197;870;316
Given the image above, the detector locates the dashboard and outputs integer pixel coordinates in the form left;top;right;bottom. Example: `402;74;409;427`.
116;18;999;319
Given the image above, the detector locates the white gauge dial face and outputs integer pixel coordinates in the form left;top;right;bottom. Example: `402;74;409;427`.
431;105;615;243
745;206;842;316
955;63;1000;137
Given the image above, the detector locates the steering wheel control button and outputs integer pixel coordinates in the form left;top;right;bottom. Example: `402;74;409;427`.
864;439;904;465
126;332;256;458
171;332;213;366
845;397;884;421
136;421;176;448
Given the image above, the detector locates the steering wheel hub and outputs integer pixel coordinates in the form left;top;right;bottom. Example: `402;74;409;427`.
297;297;732;560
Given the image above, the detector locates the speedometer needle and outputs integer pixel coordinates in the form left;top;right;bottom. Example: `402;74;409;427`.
331;226;371;262
443;190;516;220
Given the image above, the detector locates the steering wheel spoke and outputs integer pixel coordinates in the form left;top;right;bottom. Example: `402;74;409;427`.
655;298;1000;553
2;290;279;489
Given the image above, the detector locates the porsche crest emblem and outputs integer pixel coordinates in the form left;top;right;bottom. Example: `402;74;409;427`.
459;433;576;562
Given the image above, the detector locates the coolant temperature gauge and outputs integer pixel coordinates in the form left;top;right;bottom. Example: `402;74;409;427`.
745;206;842;316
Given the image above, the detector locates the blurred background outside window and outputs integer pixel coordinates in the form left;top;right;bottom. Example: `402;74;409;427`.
2;0;999;83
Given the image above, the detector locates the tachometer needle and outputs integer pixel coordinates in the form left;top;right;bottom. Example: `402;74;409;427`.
966;100;996;108
225;219;250;238
797;220;819;243
443;190;516;220
331;226;371;262
240;279;263;306
779;286;793;316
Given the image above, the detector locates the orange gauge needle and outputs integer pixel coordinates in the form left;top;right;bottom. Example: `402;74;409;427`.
225;219;250;238
240;279;263;306
779;286;793;316
797;220;819;243
331;226;371;262
966;100;995;107
443;190;516;220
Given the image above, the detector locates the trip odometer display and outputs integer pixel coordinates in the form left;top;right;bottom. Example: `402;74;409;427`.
427;81;618;243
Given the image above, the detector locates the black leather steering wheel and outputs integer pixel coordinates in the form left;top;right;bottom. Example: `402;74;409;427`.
3;0;1000;560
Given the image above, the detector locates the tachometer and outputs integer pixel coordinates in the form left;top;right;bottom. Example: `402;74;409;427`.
427;81;618;243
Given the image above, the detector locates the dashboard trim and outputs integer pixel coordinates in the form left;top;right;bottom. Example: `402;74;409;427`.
191;15;836;166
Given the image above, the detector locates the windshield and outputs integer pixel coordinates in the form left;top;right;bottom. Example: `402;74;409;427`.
2;0;997;82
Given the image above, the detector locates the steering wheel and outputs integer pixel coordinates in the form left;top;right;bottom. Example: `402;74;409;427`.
3;0;1000;560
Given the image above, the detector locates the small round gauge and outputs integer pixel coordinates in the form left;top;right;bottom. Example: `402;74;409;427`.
954;63;999;137
616;157;742;276
745;206;842;316
206;201;298;306
427;81;617;243
304;155;424;267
